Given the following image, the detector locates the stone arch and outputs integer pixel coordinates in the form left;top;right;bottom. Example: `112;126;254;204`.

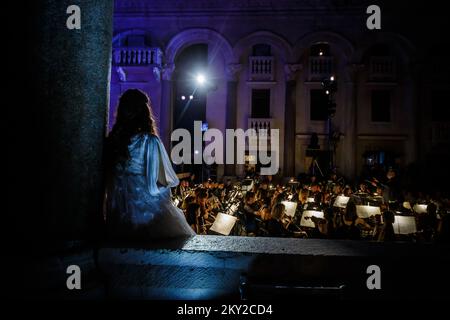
353;32;416;65
233;30;294;63
293;31;354;61
165;28;234;65
112;29;152;47
293;31;355;81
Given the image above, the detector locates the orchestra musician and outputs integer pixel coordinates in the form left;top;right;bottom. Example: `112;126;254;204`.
240;191;264;235
173;168;447;243
196;188;213;233
265;203;292;237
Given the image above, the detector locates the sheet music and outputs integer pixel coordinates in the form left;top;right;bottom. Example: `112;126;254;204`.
403;201;412;210
281;201;297;217
393;216;417;235
333;196;350;208
356;205;381;219
209;213;237;236
413;204;428;214
300;210;324;228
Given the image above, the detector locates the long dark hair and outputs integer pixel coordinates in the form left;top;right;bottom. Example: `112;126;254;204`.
106;89;157;168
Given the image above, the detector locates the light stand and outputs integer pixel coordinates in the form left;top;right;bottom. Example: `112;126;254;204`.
321;76;338;173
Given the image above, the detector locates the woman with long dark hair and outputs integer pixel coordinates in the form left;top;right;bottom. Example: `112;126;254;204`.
104;89;195;238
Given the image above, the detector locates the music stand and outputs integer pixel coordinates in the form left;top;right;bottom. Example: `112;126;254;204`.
413;204;428;214
281;201;297;218
403;202;412;210
333;196;350;209
209;213;237;236
356;205;381;219
307;197;315;203
300;210;324;228
393;216;417;235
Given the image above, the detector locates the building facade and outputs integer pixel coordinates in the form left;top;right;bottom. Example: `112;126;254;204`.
109;0;450;182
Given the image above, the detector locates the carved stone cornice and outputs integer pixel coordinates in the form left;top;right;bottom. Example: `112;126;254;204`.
226;63;243;82
161;63;176;81
284;63;303;81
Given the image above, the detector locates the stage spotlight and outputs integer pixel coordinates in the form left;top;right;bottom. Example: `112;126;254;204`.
330;76;335;81
181;95;186;100
189;95;194;100
196;73;206;86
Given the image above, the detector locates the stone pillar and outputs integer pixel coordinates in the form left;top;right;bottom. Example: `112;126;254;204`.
403;68;419;165
283;64;302;178
345;64;364;180
160;63;176;150
224;64;242;177
25;0;114;247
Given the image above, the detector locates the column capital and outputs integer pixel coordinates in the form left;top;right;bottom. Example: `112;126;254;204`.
284;63;303;81
347;63;365;81
161;63;176;81
226;63;243;82
115;66;126;82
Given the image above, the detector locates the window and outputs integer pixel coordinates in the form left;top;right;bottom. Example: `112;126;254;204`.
127;35;145;47
311;43;331;57
310;89;329;121
371;90;391;122
251;89;270;118
252;44;271;56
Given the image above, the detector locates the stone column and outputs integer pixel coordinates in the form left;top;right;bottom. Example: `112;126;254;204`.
26;0;114;247
283;64;302;178
224;64;242;176
403;67;419;165
345;64;364;180
160;63;176;150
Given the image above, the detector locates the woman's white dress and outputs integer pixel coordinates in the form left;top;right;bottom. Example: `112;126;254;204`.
106;133;195;238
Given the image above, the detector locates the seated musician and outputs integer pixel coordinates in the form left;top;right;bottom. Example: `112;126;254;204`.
266;203;292;237
357;182;369;194
186;203;201;234
335;201;361;240
418;202;439;242
313;192;324;208
241;191;261;235
256;206;272;236
196;188;212;223
305;207;335;239
181;195;195;211
377;210;396;242
298;188;309;207
343;185;353;197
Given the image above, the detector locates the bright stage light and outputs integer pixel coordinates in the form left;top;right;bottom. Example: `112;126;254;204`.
189;95;194;100
196;73;206;85
181;95;186;100
330;76;335;81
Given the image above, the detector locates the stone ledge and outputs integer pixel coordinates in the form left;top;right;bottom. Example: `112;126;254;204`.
101;235;448;257
97;236;450;300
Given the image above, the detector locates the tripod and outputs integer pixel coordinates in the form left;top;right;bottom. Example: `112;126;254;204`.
309;156;324;177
